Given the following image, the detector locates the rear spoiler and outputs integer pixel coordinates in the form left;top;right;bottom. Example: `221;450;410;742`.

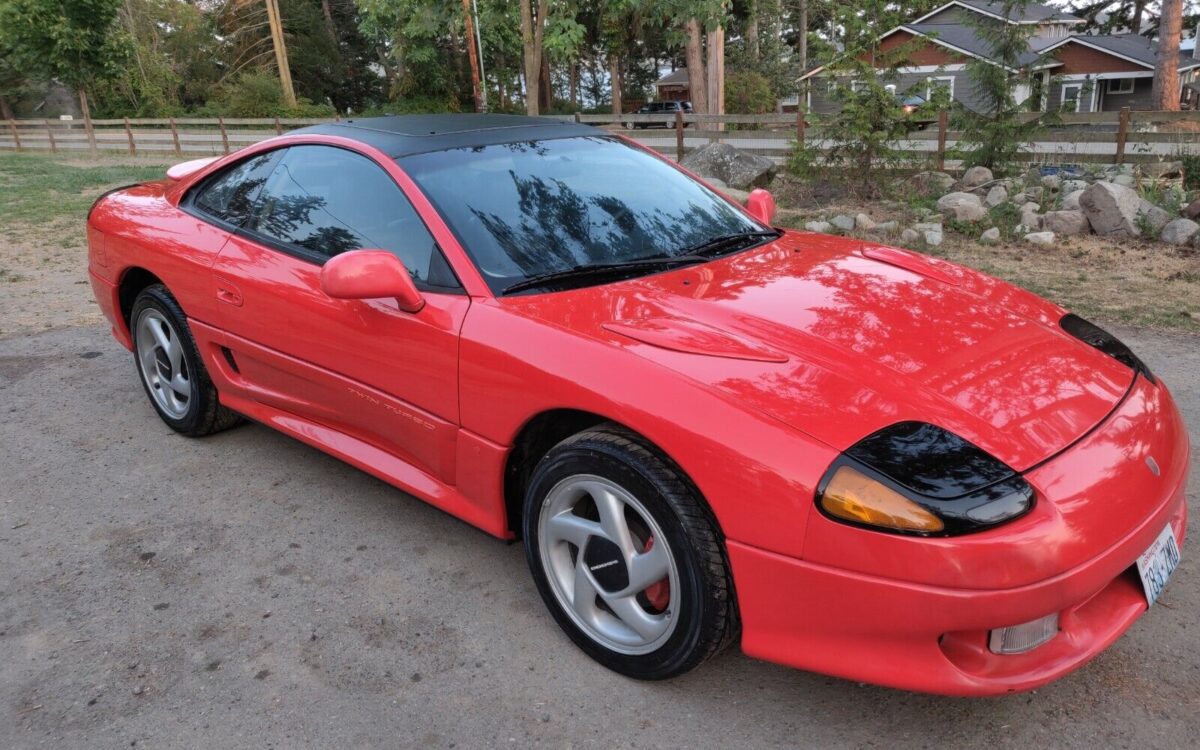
166;156;219;182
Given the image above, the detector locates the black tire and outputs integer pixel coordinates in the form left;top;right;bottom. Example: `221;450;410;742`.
522;424;738;679
129;284;242;437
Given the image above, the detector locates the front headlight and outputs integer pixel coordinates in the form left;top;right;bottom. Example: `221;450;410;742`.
815;422;1035;536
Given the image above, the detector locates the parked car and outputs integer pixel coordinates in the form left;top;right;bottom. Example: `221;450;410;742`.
627;100;692;129
87;114;1188;695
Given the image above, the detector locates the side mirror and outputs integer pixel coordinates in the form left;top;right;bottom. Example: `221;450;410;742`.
746;188;777;225
321;250;425;313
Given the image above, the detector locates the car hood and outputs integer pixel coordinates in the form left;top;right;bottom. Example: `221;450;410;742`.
503;231;1135;471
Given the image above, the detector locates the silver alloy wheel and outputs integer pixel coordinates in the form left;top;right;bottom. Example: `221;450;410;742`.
134;308;191;419
538;474;680;655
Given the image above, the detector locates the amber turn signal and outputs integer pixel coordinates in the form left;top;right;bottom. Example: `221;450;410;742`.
820;466;945;533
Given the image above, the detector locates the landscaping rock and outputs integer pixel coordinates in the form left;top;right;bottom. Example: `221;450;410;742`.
1019;202;1042;230
854;213;876;231
871;220;899;234
900;228;921;245
679;142;777;189
830;214;856;232
1042;210;1088;236
1062;179;1089;194
1138;201;1172;235
723;187;751;204
937;192;987;222
907;171;956;195
912;222;944;246
1024;186;1045;203
804;220;833;234
984;185;1008;207
1041;174;1061;191
706;177;728;189
1112;174;1136;188
1024;231;1056;247
1010;191;1027;205
1079;181;1142;237
961;166;994;189
980;227;1001;244
1061;189;1085;211
1181;199;1200;220
1140;161;1183;180
1160;218;1200;246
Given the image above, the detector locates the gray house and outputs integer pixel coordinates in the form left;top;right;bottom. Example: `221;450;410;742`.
799;0;1200;114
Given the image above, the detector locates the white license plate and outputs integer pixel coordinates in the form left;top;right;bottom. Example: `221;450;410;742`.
1136;524;1181;607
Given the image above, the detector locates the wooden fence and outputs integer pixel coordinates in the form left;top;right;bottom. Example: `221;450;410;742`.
2;109;1198;167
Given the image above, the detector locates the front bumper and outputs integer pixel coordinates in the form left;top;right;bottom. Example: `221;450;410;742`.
729;376;1190;696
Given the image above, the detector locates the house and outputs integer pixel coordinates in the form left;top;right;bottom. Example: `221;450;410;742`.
651;69;690;101
799;0;1200;113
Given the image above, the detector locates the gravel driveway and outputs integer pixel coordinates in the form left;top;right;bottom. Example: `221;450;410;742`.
1;322;1197;749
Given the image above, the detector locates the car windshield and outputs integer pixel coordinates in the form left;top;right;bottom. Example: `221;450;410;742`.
399;135;768;294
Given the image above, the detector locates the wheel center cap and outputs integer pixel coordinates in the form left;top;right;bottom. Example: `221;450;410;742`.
583;536;628;593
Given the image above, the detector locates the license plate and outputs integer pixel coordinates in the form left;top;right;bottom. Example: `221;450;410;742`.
1136;524;1181;607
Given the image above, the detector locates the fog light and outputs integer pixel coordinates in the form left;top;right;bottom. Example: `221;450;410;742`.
988;613;1059;654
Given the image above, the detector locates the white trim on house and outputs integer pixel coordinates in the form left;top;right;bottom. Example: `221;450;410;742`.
1057;71;1153;80
927;76;955;101
1060;82;1084;112
1106;78;1135;94
897;64;968;74
910;1;1084;26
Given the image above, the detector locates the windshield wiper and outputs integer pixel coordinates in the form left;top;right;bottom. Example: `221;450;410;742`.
678;229;781;258
502;254;707;295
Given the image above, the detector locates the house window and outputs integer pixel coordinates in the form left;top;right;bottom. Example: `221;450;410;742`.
1107;78;1135;95
1061;83;1083;112
927;76;954;102
885;84;897;96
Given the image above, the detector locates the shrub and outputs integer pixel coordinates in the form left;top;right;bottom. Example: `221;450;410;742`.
1182;154;1200;191
724;71;776;115
205;72;335;118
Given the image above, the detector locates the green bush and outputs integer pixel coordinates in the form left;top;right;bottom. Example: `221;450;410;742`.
202;72;335;118
724;71;776;115
1182;154;1200;191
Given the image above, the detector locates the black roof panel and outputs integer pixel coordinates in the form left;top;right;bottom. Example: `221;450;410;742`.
290;114;602;157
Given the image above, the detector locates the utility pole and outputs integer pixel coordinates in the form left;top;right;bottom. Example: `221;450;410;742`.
264;0;297;108
462;0;483;112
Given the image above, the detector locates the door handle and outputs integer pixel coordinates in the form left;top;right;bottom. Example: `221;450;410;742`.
215;278;243;307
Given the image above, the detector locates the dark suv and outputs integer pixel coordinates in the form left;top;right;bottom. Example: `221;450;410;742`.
627;100;693;129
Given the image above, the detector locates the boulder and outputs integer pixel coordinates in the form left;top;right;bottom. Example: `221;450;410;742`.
723;187;751;204
679;142;776;189
804;220;833;234
984;185;1008;207
1024;186;1045;203
1019;201;1042;231
912;222;944;246
1138;200;1172;235
1140;161;1183;180
1112;174;1136;188
937;192;987;222
1079;181;1142;237
1184;199;1200;220
706;177;729;189
1024;231;1056;247
980;227;1001;244
1041;174;1061;191
907;171;956;196
1160;218;1200;246
900;228;921;245
830;214;856;232
1061;189;1085;211
961;166;994;189
1062;179;1089;194
871;220;899;234
1042;210;1089;236
854;213;876;231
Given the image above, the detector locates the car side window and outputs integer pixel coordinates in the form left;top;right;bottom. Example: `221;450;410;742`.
246;145;458;290
192;150;285;227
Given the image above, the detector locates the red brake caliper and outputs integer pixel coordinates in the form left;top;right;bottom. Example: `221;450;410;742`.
642;535;670;611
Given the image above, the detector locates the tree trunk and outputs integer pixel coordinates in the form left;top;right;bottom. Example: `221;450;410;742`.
1131;0;1146;33
798;0;808;71
706;26;725;125
610;53;622;114
0;94;13;121
685;19;706;112
519;0;548;115
320;0;338;45
462;0;482;111
569;62;578;106
1152;0;1183;110
747;2;760;62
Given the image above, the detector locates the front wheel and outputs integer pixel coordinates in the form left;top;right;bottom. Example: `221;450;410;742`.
522;425;737;679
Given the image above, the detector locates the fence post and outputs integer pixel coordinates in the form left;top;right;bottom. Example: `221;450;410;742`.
170;117;181;156
1115;106;1130;165
7;120;20;151
218;116;230;154
45;119;57;153
936;110;949;171
675;110;684;161
274;117;283;135
574;113;581;123
123;117;136;155
796;108;806;147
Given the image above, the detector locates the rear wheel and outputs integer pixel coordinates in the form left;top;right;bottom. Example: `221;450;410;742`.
131;284;241;437
522;425;737;679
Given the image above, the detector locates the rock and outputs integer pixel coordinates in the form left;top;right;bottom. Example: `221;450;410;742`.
907;171;956;195
1185;199;1200;221
1160;218;1200;246
830;214;856;232
937;192;987;222
1010;191;1027;205
804;220;833;234
854;213;876;231
1041;174;1061;191
1061;189;1085;211
1138;201;1172;235
723;187;751;204
706;177;728;189
980;227;1001;244
1042;210;1089;236
1019;202;1042;230
1112;174;1136;188
961;166;994;189
1024;186;1045;203
900;228;921;245
1062;179;1089;194
984;185;1008;207
871;220;899;234
924;228;944;246
1079;181;1142;237
679;142;776;189
912;221;943;233
1140;161;1183;180
1024;231;1056;247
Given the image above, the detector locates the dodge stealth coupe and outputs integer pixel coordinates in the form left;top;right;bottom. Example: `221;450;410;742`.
86;115;1189;695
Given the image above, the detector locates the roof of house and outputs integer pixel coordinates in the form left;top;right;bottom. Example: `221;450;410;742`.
902;23;1053;68
913;0;1081;25
294;115;599;158
653;69;689;87
1040;33;1200;72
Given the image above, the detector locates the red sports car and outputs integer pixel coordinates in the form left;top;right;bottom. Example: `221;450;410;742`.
86;115;1188;695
